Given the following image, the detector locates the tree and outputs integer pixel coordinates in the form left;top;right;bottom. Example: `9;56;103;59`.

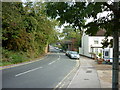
101;37;113;48
46;1;120;89
2;2;58;59
46;2;120;35
60;25;82;50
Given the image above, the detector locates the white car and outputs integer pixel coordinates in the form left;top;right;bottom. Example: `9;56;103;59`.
69;51;80;59
65;51;70;56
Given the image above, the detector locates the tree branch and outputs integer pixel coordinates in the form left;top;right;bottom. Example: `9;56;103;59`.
103;2;120;16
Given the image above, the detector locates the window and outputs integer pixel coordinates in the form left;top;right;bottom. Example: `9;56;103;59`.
94;40;99;44
105;51;109;56
100;49;102;53
95;48;98;55
94;38;99;44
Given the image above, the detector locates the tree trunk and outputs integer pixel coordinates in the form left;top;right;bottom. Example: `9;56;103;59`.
112;30;119;89
112;2;119;90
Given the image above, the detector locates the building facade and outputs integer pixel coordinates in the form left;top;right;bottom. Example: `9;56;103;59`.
79;29;113;58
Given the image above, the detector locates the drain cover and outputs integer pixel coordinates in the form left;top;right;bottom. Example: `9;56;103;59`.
88;67;95;69
86;70;92;73
84;79;89;80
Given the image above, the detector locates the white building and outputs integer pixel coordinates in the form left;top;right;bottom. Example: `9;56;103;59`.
79;29;113;58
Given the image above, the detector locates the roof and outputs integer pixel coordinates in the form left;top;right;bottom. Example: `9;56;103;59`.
62;38;77;44
95;29;106;36
88;29;106;36
62;40;72;44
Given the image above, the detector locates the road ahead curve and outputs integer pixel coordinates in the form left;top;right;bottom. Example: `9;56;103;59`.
2;52;78;88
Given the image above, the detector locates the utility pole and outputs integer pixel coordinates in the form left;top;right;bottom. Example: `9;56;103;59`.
112;2;119;90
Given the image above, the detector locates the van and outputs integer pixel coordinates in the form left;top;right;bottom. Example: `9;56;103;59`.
104;48;120;63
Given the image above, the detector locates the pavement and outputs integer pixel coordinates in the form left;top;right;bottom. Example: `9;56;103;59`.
67;56;120;89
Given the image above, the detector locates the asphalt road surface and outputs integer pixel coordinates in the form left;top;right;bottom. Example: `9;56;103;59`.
2;47;78;88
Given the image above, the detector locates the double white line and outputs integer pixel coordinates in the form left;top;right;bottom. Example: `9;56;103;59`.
54;60;80;89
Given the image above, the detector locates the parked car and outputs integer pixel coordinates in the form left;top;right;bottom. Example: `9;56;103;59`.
65;51;70;56
59;49;63;52
54;47;59;50
67;51;73;57
69;51;80;59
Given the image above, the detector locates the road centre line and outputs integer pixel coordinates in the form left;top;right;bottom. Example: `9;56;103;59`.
57;56;60;60
15;67;43;77
15;54;60;77
58;55;60;58
48;61;56;65
48;55;61;65
57;58;60;60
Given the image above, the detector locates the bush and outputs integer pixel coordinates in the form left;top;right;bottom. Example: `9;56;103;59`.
98;53;102;58
2;48;28;64
2;49;10;58
2;49;13;62
10;53;26;64
2;48;44;66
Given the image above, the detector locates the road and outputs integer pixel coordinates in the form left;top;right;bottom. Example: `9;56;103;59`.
2;47;79;88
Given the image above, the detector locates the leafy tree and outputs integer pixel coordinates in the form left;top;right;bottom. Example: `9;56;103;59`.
46;1;120;89
2;2;58;60
46;2;120;35
101;38;113;48
60;25;82;50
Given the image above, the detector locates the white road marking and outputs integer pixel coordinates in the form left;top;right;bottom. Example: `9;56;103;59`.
57;55;60;60
15;67;43;77
48;55;61;65
60;82;65;88
48;61;56;65
57;57;60;60
54;62;78;89
67;67;80;88
59;55;60;58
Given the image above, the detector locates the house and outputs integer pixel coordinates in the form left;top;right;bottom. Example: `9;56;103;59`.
79;29;113;58
62;38;77;51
